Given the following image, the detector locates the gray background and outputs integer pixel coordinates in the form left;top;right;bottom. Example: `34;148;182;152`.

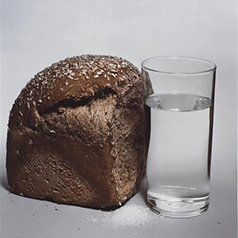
0;0;237;237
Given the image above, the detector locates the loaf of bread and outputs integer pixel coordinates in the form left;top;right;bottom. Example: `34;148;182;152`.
6;55;149;209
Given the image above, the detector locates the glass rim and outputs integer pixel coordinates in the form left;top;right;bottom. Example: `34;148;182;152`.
141;56;217;75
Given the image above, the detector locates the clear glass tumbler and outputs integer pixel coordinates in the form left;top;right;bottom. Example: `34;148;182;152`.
142;56;216;218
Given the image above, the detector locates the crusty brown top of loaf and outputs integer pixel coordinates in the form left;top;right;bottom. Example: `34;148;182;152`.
9;55;142;129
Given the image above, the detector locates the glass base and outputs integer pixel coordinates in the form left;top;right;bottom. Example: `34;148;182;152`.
147;195;209;218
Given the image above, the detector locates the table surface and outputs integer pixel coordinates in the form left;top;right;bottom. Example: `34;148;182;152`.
0;0;237;237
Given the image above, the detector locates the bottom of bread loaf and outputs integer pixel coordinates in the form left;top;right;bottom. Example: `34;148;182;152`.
7;126;142;208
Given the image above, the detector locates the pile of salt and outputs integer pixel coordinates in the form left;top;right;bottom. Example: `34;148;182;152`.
101;203;161;228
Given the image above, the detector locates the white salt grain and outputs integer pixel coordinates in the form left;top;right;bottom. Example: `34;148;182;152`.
102;203;158;228
88;217;98;222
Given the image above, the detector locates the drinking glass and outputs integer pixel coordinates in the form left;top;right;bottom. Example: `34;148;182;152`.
142;56;216;218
